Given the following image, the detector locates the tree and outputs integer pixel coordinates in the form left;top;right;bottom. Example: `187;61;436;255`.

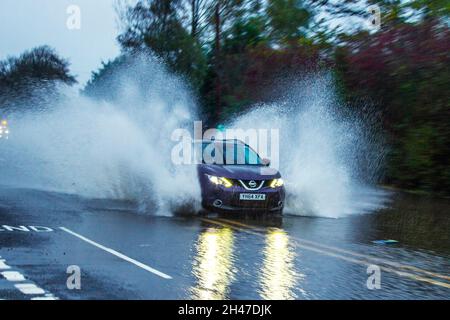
267;0;312;45
83;55;128;100
408;0;450;19
0;46;76;113
335;19;450;194
186;0;215;39
0;46;76;86
207;0;247;120
223;16;268;54
118;0;207;89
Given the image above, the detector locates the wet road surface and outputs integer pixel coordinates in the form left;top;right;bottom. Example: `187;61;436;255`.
0;186;449;300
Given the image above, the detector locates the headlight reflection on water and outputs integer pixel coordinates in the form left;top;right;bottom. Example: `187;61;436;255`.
259;229;302;300
0;120;9;139
191;226;303;300
191;227;236;300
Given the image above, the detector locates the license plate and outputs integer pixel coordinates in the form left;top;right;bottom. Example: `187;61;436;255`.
240;193;266;201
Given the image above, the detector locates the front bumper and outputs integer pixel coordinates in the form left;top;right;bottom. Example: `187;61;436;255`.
201;183;285;214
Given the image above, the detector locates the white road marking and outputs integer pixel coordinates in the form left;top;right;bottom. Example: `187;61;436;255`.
59;227;172;280
1;271;26;282
15;283;46;295
0;256;58;299
0;259;11;270
0;225;54;233
0;225;30;232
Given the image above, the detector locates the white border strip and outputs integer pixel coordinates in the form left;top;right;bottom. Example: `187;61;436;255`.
59;227;172;280
15;283;45;295
1;271;25;282
0;259;11;270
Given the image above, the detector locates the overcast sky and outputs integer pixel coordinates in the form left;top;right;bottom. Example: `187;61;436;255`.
0;0;122;87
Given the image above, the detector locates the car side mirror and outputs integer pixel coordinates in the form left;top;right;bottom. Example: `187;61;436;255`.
262;158;271;166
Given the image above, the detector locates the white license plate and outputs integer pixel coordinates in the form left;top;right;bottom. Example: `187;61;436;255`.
240;193;266;201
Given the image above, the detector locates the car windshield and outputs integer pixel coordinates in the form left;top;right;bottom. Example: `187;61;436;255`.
199;141;263;165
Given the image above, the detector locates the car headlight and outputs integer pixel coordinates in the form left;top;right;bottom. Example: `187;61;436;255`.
270;178;284;188
207;175;233;188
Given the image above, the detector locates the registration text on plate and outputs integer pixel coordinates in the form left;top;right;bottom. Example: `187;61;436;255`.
240;194;266;201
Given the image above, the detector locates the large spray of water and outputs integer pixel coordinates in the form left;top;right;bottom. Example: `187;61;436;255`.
0;55;387;218
0;54;200;214
230;74;389;218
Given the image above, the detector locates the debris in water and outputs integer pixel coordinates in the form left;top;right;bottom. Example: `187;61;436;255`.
372;239;398;245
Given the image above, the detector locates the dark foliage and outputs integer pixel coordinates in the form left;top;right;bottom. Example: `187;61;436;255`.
0;46;76;113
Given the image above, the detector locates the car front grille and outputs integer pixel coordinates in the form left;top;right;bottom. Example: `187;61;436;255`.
233;179;270;190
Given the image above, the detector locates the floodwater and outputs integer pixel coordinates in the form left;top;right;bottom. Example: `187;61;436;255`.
0;187;449;300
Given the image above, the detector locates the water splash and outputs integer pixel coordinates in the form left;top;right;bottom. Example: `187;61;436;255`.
0;54;200;214
230;74;389;218
0;56;388;218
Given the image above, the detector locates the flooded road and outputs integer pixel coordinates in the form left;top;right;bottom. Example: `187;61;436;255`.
0;186;449;300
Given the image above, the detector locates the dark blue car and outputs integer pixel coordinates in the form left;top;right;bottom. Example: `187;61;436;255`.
197;140;285;214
